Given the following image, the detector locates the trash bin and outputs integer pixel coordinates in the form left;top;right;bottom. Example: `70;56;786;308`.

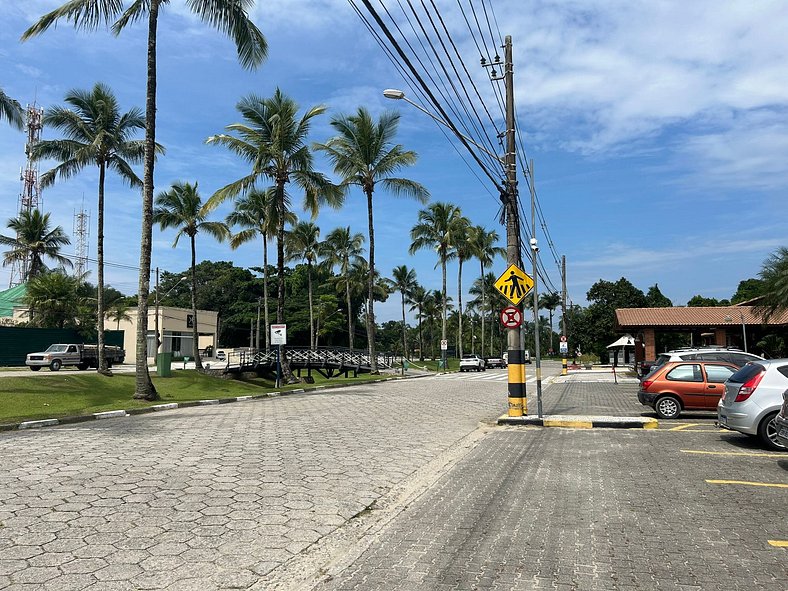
156;352;172;377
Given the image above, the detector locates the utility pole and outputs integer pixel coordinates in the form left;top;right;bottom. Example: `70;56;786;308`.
256;297;261;351
503;35;526;417
529;160;543;418
154;267;161;355
561;255;568;375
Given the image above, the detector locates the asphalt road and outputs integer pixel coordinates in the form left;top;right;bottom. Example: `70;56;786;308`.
1;365;785;590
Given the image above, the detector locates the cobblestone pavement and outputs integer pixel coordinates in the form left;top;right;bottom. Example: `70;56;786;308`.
0;376;511;591
312;427;788;591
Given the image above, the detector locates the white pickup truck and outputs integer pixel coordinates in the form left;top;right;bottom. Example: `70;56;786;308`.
26;344;126;371
459;354;486;372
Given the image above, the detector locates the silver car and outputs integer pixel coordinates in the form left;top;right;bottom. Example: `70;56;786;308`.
718;360;788;451
775;389;788;448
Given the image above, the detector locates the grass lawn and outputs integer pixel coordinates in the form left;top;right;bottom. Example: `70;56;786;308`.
0;370;390;425
408;359;459;372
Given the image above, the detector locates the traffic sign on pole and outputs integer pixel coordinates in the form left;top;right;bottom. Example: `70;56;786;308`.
494;264;534;305
499;306;523;329
560;335;567;343
440;339;448;351
271;324;287;345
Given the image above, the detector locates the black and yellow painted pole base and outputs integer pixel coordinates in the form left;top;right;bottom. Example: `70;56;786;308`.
562;358;567;376
507;349;527;416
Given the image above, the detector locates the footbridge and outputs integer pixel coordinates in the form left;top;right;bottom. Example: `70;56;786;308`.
219;346;397;378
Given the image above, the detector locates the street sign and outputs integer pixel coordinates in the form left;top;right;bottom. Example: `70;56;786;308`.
494;264;534;305
440;339;448;351
499;306;523;329
271;324;287;346
560;342;569;355
560;335;567;343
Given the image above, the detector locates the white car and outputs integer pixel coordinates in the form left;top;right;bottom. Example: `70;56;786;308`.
718;359;788;450
459;355;486;372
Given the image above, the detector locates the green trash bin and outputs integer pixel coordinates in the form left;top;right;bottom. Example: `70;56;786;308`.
156;352;172;377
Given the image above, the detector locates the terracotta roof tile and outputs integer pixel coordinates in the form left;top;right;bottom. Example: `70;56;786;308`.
615;306;788;328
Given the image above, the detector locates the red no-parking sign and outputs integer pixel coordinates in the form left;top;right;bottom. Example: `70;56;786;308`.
499;306;522;328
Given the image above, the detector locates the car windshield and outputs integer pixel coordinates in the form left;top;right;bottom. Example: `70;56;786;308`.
44;344;68;353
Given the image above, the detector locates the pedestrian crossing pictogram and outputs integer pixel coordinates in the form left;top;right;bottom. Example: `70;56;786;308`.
494;264;533;305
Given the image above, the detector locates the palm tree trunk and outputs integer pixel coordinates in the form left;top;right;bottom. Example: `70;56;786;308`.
457;259;463;358
190;235;202;370
441;257;447;343
307;261;314;350
418;304;423;361
365;188;378;373
401;292;407;361
276;184;294;382
96;162;109;375
263;234;270;353
134;2;161;401
480;261;486;357
345;267;354;351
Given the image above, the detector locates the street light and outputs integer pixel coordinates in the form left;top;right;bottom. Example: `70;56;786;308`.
383;89;506;165
724;310;748;352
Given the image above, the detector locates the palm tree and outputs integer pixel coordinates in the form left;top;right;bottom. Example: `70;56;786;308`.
451;216;472;358
153;181;229;370
106;300;132;331
539;292;562;354
0;209;71;280
226;188;295;352
32;82;146;374
470;272;505;356
408;284;428;361
23;0;268;400
316;107;429;373
285;221;321;350
24;270;85;328
389;265;418;361
422;290;439;360
469;226;505;357
321;227;365;350
410;202;464;365
755;247;788;321
0;88;23;129
207;89;342;380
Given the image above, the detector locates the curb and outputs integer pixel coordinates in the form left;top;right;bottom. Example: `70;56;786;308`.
0;372;434;433
497;414;658;429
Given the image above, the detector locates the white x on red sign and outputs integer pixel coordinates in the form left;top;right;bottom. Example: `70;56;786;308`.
500;306;522;328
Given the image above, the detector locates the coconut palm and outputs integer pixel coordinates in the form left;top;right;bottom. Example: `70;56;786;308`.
285;221;321;350
207;89;342;380
321;227;365;350
226;188;295;352
408;284;428;361
24;270;85;329
0;88;23;129
0;209;71;280
106;300;132;331
316;107;429;373
153;181;229;370
451;216;472;358
469;226;505;357
31;82;146;374
389;265;418;361
23;0;268;400
539;292;562;354
755;247;788;321
410;202;464;364
470;272;505;355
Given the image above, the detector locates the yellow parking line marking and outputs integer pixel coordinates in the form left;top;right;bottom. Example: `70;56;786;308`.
681;450;786;458
543;419;593;429
669;423;701;431
706;480;788;489
768;540;788;547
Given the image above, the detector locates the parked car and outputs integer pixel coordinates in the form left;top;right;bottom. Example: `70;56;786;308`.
718;359;788;451
459;354;486;372
642;348;762;380
774;389;788;448
485;355;507;368
638;360;738;419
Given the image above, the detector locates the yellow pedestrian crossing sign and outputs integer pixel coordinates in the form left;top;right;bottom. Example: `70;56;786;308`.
494;264;533;305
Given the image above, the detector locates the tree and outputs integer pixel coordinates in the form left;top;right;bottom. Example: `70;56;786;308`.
316;107;428;372
153;181;229;370
451;216;473;358
539;292;562;354
207;90;341;379
410;202;464;363
0;209;71;280
468;226;504;359
321;227;365;350
687;295;728;307
389;265;418;360
645;284;672;308
580;278;647;359
408;284;428;361
24;271;85;329
755;247;788;321
285;221;321;349
0;87;23;129
23;0;268;400
32;82;146;374
106;300;132;330
469;271;506;355
731;278;766;304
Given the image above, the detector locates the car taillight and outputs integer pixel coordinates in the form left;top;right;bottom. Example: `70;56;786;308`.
642;379;653;389
735;371;765;402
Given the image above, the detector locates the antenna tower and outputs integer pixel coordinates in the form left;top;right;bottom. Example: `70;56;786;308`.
73;206;90;279
9;104;45;287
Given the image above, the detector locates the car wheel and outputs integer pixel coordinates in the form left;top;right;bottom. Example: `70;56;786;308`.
758;412;787;451
77;363;88;371
655;395;681;419
29;366;40;371
50;359;62;372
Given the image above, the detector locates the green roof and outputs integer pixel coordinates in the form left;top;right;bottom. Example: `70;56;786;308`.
0;283;27;317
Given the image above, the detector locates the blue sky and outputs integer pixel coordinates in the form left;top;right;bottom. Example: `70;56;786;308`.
2;0;787;324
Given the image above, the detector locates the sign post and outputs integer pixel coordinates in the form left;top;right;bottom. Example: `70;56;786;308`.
271;324;287;388
560;335;568;375
439;339;448;370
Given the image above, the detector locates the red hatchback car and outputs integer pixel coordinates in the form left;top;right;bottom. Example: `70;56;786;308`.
637;361;738;419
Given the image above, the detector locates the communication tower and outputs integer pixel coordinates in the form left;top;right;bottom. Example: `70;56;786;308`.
73;206;90;279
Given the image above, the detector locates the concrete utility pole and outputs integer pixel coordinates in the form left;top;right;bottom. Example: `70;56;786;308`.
529;160;543;418
562;255;568;376
503;35;527;417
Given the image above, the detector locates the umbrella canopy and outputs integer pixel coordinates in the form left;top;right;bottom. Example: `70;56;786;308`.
607;334;635;349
